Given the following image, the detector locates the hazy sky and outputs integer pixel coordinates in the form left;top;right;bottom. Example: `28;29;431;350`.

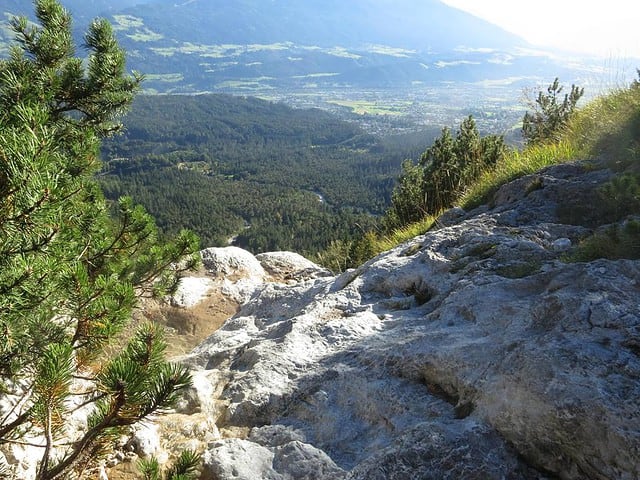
441;0;640;59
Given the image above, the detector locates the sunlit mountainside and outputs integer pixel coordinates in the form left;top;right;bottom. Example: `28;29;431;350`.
1;0;607;97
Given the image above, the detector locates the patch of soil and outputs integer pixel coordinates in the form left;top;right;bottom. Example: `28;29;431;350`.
139;287;239;357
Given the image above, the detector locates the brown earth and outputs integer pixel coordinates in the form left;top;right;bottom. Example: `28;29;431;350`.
140;287;239;357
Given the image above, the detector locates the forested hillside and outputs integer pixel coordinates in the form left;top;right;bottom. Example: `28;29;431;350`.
100;94;434;253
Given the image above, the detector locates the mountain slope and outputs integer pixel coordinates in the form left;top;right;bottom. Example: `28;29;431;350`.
2;0;588;94
155;159;639;480
1;0;152;23
99;93;412;252
111;0;525;51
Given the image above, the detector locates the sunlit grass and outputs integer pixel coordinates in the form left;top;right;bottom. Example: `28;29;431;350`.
374;216;437;252
565;84;640;167
461;140;579;209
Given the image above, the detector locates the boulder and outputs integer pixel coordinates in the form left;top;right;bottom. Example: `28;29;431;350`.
130;423;161;459
171;276;216;308
256;251;332;281
202;435;346;480
200;246;266;280
202;439;280;480
174;369;217;415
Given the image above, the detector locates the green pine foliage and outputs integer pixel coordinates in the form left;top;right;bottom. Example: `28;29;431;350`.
318;116;505;272
0;1;199;478
383;159;426;230
139;449;201;480
522;77;584;145
568;220;640;262
384;115;506;228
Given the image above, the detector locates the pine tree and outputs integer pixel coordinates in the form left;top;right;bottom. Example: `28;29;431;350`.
522;77;584;144
0;1;200;478
383;159;426;229
419;116;505;214
383;116;506;228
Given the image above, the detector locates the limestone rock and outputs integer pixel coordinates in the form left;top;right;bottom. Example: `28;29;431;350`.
201;246;266;279
345;421;540;480
171;276;216;308
130;423;161;459
180;161;639;480
202;436;346;480
256;251;332;281
271;441;346;480
174;369;217;415
0;442;39;480
202;439;280;480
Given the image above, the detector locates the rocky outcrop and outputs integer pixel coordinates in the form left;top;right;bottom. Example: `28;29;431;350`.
0;248;330;479
9;162;634;479
176;162;639;479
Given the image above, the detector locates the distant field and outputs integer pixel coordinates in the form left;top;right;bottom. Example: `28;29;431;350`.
126;29;163;42
144;73;184;82
214;80;275;90
112;14;145;28
327;100;412;116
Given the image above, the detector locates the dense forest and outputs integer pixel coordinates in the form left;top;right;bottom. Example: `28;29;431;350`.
101;94;438;253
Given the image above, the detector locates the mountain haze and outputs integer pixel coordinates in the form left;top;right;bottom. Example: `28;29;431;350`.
112;0;526;51
1;0;591;94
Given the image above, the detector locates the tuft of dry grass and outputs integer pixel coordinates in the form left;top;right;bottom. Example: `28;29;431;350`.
461;141;578;210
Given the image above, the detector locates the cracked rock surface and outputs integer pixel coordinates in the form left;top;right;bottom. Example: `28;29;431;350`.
179;162;640;479
6;157;638;479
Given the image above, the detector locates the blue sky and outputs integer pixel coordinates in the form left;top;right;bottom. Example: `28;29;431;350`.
442;0;640;59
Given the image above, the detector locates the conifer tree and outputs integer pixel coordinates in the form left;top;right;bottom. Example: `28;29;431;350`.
384;116;506;227
419;116;505;214
0;1;200;478
522;77;584;144
383;159;426;229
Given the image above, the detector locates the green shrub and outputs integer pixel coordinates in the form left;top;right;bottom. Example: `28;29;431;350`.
569;220;640;261
384;116;506;227
599;173;640;219
421;116;506;214
383;159;426;230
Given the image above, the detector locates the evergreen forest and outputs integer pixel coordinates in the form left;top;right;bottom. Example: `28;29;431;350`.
100;94;437;253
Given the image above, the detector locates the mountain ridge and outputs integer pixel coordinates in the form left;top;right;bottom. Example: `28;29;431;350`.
2;0;594;94
108;0;527;51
